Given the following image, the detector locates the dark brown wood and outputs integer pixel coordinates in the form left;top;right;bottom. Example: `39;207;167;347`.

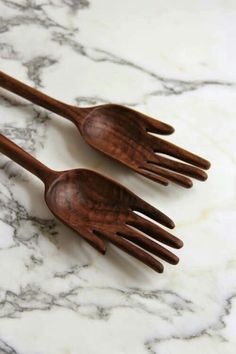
0;133;183;273
0;71;211;188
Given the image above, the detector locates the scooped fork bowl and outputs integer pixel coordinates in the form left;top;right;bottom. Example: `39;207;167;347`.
80;104;210;188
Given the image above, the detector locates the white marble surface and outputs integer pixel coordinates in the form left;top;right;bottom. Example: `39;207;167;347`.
0;0;236;353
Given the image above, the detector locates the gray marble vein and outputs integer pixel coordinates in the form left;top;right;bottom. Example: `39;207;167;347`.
0;0;236;353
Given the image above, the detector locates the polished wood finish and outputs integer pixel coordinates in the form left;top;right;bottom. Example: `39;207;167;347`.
0;71;211;188
0;133;183;272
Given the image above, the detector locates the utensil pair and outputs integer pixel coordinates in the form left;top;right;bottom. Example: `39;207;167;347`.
0;71;210;272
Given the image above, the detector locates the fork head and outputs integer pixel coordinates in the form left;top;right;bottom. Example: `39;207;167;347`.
45;169;183;273
77;104;211;188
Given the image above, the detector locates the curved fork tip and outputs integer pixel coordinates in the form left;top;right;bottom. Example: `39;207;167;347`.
204;160;211;170
97;243;107;255
162;124;175;135
153;262;164;273
168;219;175;229
168;125;175;134
175;239;184;249
171;255;180;265
100;246;107;255
199;159;211;170
184;179;193;189
92;231;107;254
200;171;208;181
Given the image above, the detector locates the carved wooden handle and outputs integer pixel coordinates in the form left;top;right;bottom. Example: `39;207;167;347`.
0;71;76;121
0;133;54;183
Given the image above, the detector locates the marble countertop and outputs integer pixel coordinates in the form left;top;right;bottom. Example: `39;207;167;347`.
0;1;236;353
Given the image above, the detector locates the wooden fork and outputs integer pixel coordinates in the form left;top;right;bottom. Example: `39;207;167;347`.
0;133;183;273
0;71;210;188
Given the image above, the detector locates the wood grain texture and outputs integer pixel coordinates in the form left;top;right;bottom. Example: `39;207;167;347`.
0;133;183;273
0;71;211;188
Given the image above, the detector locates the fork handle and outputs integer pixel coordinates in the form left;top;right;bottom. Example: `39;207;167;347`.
0;133;56;183
0;71;77;122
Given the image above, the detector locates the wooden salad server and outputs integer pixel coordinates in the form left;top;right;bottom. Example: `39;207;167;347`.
0;133;183;273
0;71;210;188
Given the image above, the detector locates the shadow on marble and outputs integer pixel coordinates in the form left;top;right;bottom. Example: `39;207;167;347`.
104;244;154;281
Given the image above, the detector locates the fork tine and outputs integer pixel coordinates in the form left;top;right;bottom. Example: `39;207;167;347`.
137;168;169;186
143;115;175;135
127;213;183;249
94;230;164;273
148;154;208;181
118;226;179;265
79;228;107;254
133;198;175;229
149;136;211;170
141;163;193;188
